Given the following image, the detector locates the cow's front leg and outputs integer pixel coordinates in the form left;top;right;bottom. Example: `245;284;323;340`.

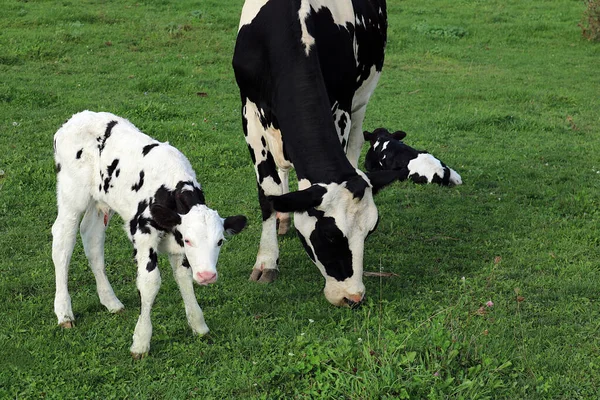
130;244;161;359
276;168;291;235
168;253;209;335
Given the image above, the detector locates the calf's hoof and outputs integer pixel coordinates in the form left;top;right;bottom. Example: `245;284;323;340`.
131;351;148;360
249;268;279;283
59;320;74;329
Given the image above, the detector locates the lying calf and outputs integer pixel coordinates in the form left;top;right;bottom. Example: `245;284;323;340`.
363;128;462;186
52;110;247;358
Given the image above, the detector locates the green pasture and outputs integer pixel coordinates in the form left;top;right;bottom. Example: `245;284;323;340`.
1;0;599;398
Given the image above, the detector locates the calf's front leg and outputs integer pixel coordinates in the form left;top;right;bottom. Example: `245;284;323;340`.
168;253;209;335
130;245;161;359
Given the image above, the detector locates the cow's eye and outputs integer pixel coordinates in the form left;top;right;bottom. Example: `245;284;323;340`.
184;239;192;246
217;239;224;246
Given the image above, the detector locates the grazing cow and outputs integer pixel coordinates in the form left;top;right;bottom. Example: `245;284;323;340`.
52;111;247;358
364;128;462;186
233;0;399;307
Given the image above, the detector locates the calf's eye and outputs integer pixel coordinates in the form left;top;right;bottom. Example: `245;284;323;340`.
184;239;191;246
217;239;224;246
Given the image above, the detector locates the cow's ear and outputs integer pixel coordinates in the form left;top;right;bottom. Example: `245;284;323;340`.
367;170;403;195
363;130;374;141
223;215;248;235
268;185;327;212
392;130;407;141
150;204;181;230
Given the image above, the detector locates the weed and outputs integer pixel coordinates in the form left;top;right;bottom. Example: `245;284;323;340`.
580;0;600;41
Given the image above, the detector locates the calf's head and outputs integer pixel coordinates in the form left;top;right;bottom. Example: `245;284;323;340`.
150;184;247;285
269;171;399;307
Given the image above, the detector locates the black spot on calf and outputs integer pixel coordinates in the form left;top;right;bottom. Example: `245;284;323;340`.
142;143;159;156
146;248;158;272
98;120;118;154
76;149;83;159
131;171;145;192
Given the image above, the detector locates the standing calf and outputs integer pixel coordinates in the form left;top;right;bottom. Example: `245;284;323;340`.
364;128;462;186
52;111;247;358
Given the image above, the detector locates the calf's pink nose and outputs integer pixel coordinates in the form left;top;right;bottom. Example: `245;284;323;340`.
195;271;217;285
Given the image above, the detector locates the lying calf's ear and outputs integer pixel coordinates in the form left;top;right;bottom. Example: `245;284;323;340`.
150;204;181;230
367;170;404;195
268;185;327;212
223;215;248;235
392;130;407;141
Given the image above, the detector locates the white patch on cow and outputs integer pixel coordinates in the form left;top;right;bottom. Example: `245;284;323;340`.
373;140;381;149
238;0;270;30
407;153;446;182
381;141;389;151
299;0;354;56
331;102;351;146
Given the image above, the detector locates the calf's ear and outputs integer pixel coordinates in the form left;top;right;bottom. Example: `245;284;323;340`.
223;215;248;235
268;185;327;212
150;204;181;230
392;130;407;141
367;170;403;195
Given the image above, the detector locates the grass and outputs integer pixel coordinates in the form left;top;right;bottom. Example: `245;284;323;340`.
1;0;599;398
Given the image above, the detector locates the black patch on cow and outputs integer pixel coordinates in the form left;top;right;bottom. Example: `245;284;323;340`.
257;184;273;221
115;169;120;178
98;120;118;154
182;257;191;269
103;159;120;193
345;175;369;200
337;113;347;137
297;230;315;262
260;137;267;148
173;229;184;247
256;153;281;185
142;143;159;156
306;209;353;281
133;248;138;259
98;184;102;192
261;149;266;157
146;248;158;272
131;171;145;192
55;163;61;174
247;144;256;165
76;149;83;159
409;173;429;184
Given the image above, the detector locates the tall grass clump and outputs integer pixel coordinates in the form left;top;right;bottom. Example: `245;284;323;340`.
580;0;600;41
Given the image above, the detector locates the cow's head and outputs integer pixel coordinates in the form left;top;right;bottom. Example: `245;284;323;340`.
364;128;462;186
269;170;399;307
150;185;247;285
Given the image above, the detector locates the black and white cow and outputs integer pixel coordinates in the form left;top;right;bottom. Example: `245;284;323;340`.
364;128;462;186
52;111;247;358
233;0;399;307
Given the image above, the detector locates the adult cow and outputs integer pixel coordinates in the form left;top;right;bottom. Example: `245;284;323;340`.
233;0;396;307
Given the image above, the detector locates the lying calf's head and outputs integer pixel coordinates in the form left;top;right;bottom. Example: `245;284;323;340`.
269;171;399;307
150;183;247;285
364;128;462;186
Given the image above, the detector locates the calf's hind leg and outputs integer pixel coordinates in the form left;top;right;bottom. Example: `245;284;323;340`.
52;180;91;327
79;202;124;313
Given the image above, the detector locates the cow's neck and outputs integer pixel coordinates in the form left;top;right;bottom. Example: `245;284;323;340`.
270;54;357;185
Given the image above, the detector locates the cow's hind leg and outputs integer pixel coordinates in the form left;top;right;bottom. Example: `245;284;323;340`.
168;253;209;335
80;202;124;313
243;99;281;283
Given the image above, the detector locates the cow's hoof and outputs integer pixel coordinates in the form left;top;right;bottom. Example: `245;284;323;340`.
59;321;74;329
249;268;279;283
131;352;148;360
